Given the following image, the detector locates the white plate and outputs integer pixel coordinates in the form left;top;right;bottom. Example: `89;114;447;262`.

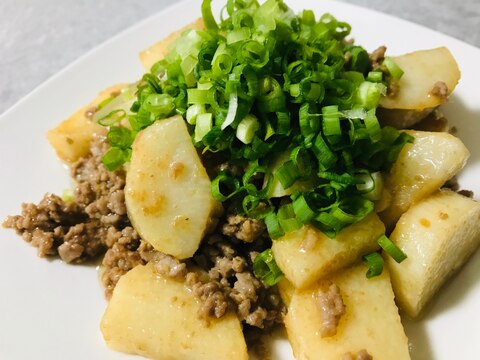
1;0;479;359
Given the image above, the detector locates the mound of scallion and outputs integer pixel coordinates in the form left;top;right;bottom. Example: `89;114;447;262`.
96;0;412;282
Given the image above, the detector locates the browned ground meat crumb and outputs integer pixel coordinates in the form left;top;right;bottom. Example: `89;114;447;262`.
443;176;460;192
3;138;146;297
186;233;285;329
369;45;386;69
458;189;474;198
148;250;188;279
222;214;266;243
442;177;475;199
342;349;373;360
316;281;345;337
430;81;449;102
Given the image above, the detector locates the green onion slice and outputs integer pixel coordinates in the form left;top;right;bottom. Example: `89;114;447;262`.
363;252;384;278
377;235;407;263
253;249;284;286
383;57;404;80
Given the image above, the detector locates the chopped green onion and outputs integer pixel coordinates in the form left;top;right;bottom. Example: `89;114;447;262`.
221;89;239;130
187;88;215;105
97;110;126;126
211;171;242;202
302;9;315;26
107;126;134;149
383;57;404;80
212;43;233;78
363;252;384;278
367;71;383;83
364;108;381;142
292;195;316;223
312;134;337;170
277;203;302;232
377;235;407;263
239;40;269;69
227;27;251;44
258;76;285;112
299;103;319;136
102;147;131;171
356;171;383;201
265;212;285;239
201;0;218;30
98;0;414;241
322;105;342;142
194;113;213;142
347;46;369;73
143;94;175;117
275;160;299;189
236;114;260;144
357;81;385;109
186;104;207;125
275;112;290;135
253;249;284;286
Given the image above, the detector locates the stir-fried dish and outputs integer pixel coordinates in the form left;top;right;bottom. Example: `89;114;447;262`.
4;1;480;359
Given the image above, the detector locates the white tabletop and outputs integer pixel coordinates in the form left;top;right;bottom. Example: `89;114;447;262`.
1;0;479;115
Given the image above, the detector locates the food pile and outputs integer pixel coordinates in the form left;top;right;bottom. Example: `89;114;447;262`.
4;0;480;359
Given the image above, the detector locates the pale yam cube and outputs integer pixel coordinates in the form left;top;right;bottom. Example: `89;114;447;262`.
285;264;410;360
125;116;219;259
380;130;469;231
387;189;480;318
101;263;248;360
46;84;127;163
272;213;385;289
140;18;204;71
380;47;460;110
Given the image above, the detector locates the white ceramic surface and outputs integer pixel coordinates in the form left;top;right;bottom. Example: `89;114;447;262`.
0;0;479;359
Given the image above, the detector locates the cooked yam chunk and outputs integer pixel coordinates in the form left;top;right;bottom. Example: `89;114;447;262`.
285;264;410;360
46;84;126;163
379;47;460;111
125;116;219;259
380;130;469;231
277;278;295;307
378;47;460;129
386;189;480;318
272;213;385;289
101;263;248;360
140;18;204;71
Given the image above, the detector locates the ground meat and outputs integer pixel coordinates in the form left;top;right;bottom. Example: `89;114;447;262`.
315;281;345;337
458;189;474;198
149;251;188;279
442;177;474;198
342;349;373;360
430;81;449;102
2;194;104;262
369;45;386;69
101;227;145;298
222;214;266;243
3;138;145;296
186;234;285;329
